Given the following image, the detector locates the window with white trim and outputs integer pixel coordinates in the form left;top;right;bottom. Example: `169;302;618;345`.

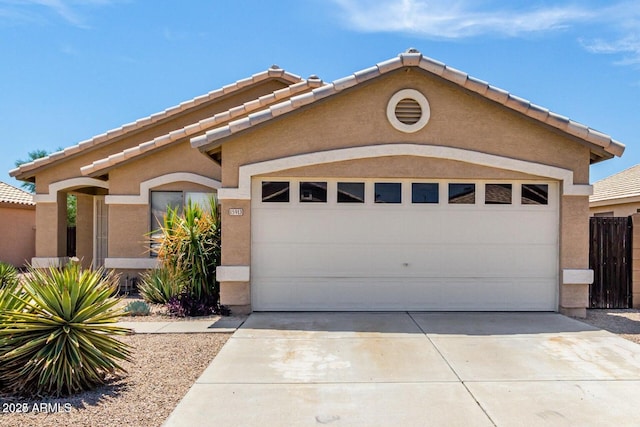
150;190;216;256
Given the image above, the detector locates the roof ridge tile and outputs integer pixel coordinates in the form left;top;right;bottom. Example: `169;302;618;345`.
354;66;380;83
376;57;403;74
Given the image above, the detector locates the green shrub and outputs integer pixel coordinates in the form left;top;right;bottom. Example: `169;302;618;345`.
0;262;18;289
0;262;131;397
123;300;151;316
0;279;25;318
138;268;185;304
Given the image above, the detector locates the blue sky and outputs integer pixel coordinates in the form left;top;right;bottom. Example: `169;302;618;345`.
1;0;638;190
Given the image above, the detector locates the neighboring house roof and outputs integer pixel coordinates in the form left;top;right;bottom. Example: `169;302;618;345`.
0;182;35;206
10;66;303;181
191;49;624;163
81;76;324;177
590;164;640;205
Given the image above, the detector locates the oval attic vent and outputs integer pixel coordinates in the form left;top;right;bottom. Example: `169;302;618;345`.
395;98;422;125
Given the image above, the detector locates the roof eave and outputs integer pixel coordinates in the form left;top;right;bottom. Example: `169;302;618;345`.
11;67;304;179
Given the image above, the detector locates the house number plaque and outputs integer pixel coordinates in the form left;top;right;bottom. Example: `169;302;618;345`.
228;208;244;216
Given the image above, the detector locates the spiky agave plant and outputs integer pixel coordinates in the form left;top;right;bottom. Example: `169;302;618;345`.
138;268;186;304
155;196;221;307
0;261;18;289
0;262;131;397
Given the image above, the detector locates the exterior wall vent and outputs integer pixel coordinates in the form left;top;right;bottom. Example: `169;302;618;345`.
395;98;422;125
386;89;431;133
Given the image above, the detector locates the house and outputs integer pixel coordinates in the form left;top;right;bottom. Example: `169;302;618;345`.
590;165;640;217
0;182;35;267
10;49;624;317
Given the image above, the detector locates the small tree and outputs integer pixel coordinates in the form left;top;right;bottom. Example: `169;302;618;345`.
15;149;76;226
14;149;49;194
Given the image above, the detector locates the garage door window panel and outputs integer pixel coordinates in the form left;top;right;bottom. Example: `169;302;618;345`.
522;184;549;205
375;183;402;204
485;184;512;205
448;183;476;204
262;181;290;203
337;182;365;203
412;183;439;204
300;181;327;203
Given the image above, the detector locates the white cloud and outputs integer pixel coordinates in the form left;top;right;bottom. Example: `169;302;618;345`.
331;0;640;67
583;36;640;65
580;2;640;66
0;0;117;28
331;0;594;38
31;0;86;27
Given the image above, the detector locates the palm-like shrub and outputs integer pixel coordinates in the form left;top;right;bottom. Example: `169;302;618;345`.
153;197;221;314
138;268;185;304
0;263;131;397
0;262;18;288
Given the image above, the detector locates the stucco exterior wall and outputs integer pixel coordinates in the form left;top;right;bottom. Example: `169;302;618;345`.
590;202;640;217
108;205;149;258
108;142;220;195
221;69;590;187
0;204;35;267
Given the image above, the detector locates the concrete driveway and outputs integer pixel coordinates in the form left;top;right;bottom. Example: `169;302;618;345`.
164;312;640;426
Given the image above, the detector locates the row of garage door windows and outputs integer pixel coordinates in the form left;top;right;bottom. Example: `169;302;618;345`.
262;181;549;205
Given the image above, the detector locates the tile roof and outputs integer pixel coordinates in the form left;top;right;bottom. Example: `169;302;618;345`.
191;49;624;162
590;164;640;204
81;77;324;176
0;182;35;206
10;66;303;180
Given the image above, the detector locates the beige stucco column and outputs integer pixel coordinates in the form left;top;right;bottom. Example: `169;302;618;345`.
559;195;592;317
217;199;252;313
34;191;68;266
75;194;94;269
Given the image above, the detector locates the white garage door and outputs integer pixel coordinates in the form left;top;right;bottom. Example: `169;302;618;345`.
251;178;558;311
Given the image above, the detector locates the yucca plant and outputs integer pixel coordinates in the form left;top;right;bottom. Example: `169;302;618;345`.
0;262;132;397
0;261;18;289
153;196;221;313
138;268;185;304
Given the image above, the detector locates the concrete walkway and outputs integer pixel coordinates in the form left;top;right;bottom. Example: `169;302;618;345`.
164;312;640;426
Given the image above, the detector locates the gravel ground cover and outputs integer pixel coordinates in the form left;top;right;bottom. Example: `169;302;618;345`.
116;295;222;323
0;333;229;427
578;308;640;345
